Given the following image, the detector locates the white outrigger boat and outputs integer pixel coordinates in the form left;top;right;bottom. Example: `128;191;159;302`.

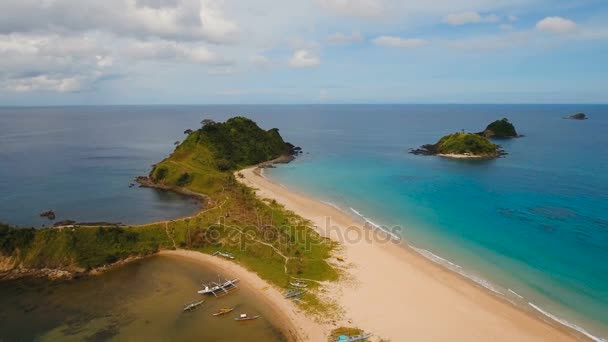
212;250;235;259
183;300;204;312
290;281;308;288
198;277;240;297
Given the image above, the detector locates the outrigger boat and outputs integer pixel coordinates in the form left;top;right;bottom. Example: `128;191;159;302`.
336;333;372;341
284;289;306;299
183;300;204;312
234;313;260;321
212;250;235;259
198;277;240;297
289;281;308;288
212;307;235;316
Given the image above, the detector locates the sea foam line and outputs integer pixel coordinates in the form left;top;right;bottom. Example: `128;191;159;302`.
508;288;524;299
349;207;401;241
407;245;507;295
322;201;343;211
528;303;607;342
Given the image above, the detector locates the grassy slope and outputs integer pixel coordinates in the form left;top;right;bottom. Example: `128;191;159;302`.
435;132;499;156
1;117;337;298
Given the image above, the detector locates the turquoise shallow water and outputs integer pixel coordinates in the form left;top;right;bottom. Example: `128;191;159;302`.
1;104;607;339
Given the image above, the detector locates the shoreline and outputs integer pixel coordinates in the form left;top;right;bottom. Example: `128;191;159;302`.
158;249;324;342
240;166;590;341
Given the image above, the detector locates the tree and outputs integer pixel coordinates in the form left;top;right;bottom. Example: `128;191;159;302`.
201;119;216;127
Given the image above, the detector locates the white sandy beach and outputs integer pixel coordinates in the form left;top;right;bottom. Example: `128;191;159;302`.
233;166;583;342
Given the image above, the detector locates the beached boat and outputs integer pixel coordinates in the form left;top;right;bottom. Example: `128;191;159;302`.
290;281;308;288
234;313;260;321
284;289;306;298
183;300;204;312
212;307;235;316
212;250;235;259
335;333;372;341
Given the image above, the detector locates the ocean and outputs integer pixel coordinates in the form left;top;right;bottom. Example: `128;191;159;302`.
1;104;607;339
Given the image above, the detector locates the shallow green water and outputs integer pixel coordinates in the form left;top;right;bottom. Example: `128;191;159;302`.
0;255;287;341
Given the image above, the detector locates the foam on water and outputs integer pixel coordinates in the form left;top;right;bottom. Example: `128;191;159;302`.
349;207;401;241
508;288;524;299
406;244;505;295
528;303;607;342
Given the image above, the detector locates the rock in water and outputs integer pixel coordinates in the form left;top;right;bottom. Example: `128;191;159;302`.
39;210;56;220
566;113;587;120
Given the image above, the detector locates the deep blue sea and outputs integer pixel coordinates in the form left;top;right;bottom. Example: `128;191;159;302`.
1;105;607;339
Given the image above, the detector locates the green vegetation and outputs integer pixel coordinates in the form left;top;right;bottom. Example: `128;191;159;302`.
1;117;337;314
329;327;364;342
482;118;518;138
435;132;499;156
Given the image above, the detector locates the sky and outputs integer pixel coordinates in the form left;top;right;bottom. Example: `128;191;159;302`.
0;0;607;105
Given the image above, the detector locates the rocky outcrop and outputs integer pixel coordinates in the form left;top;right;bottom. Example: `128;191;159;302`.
566;113;588;120
39;210;56;220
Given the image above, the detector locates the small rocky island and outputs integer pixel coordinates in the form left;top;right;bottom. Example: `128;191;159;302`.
479;118;520;138
410;132;504;159
566;113;588;120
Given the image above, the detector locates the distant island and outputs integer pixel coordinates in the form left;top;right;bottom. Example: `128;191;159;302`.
411;132;503;159
479;118;520;138
565;113;588;120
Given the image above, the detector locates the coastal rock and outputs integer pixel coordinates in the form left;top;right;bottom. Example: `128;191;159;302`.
566;113;588;120
39;210;56;220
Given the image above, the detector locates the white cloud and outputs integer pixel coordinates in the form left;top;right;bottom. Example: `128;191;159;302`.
500;24;513;30
250;54;271;69
288;49;320;68
327;31;363;45
315;0;384;18
444;11;500;25
372;36;426;48
0;0;239;44
536;16;577;34
3;74;95;93
508;15;518;22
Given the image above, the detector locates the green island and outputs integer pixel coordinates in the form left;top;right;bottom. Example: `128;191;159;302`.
0;117;338;315
479;118;519;138
410;132;502;159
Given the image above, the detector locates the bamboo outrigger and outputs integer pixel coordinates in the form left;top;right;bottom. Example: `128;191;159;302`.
212;250;235;259
284;289;306;298
234;313;260;321
183;300;204;312
198;277;240;297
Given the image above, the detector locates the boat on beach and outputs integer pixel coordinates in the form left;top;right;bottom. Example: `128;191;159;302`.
336;333;372;341
234;313;260;321
183;300;204;312
290;281;308;288
284;289;306;298
212;307;235;316
212;250;235;259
